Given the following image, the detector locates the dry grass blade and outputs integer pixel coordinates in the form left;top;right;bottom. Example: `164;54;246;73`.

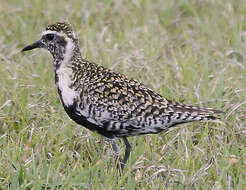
0;100;11;110
225;101;246;120
188;156;215;189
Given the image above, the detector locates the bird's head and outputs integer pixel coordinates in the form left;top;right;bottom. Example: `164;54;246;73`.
22;22;78;63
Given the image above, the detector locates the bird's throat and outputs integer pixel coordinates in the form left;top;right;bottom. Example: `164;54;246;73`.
54;39;77;107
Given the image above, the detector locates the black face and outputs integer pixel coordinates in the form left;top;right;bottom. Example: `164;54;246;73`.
22;32;68;61
41;33;67;56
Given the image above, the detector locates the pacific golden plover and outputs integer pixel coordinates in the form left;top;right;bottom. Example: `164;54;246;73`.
22;22;223;169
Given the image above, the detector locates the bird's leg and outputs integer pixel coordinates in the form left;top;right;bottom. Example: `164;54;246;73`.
109;139;123;169
121;137;131;170
109;137;131;171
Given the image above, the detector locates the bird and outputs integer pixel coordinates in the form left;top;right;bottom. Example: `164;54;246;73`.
22;22;223;170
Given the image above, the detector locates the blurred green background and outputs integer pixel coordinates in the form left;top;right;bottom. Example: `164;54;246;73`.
0;0;246;189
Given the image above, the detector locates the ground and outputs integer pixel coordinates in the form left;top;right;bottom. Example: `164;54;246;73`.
0;0;246;189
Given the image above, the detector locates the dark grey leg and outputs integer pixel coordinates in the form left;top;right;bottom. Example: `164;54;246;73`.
109;139;123;164
109;137;131;171
121;137;131;169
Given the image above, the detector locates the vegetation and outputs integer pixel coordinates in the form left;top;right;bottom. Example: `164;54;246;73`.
0;0;246;189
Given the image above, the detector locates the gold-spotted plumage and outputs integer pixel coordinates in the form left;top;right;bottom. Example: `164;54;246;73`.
22;22;223;170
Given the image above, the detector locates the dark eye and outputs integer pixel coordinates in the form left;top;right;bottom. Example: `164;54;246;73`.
45;33;54;41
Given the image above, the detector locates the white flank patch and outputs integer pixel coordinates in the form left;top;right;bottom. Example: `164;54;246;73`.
55;36;77;107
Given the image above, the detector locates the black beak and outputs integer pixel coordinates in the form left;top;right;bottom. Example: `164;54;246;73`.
22;40;43;52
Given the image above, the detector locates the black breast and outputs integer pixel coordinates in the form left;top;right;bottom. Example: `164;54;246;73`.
62;102;116;139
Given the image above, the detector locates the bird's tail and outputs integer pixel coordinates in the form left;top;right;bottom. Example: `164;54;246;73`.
166;100;224;127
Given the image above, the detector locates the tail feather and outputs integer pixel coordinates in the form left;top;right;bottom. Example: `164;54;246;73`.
166;100;224;126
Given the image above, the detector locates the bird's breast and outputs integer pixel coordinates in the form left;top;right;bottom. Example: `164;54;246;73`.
55;66;77;107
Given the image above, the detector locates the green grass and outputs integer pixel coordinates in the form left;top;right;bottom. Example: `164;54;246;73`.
1;0;246;189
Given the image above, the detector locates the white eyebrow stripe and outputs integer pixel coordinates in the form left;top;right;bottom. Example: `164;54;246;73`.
42;30;67;38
